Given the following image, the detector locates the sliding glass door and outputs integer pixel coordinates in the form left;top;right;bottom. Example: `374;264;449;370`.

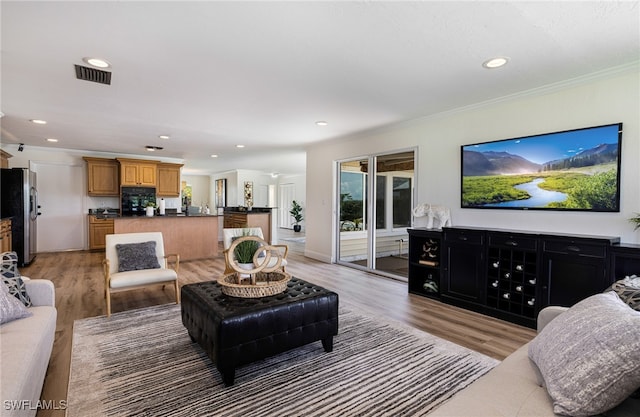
337;150;415;279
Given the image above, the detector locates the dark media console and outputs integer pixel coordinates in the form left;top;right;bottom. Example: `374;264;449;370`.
408;227;637;328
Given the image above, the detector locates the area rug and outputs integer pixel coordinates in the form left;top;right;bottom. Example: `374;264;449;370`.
67;304;498;417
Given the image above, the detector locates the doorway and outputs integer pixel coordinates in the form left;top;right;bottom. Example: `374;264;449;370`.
337;150;415;279
278;183;295;229
31;161;85;252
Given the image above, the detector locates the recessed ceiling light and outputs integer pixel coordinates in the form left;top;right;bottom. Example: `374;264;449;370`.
316;121;328;126
46;138;58;142
30;119;47;124
158;135;170;140
482;57;509;69
236;144;245;148
83;57;111;69
210;154;219;158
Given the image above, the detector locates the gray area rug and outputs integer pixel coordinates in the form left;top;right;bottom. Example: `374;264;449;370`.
67;303;498;417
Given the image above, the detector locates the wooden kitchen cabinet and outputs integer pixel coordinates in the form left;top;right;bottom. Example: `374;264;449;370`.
1;149;12;169
117;158;158;187
88;216;114;250
83;157;119;196
0;219;12;252
157;163;183;197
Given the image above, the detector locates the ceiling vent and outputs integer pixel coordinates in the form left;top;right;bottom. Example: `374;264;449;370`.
74;64;111;85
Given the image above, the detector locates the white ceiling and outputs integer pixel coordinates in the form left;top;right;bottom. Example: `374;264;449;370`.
1;1;639;175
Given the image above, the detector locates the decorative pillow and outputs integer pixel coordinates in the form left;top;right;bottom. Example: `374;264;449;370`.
610;275;640;311
0;278;32;324
115;241;161;272
0;251;31;307
528;291;640;416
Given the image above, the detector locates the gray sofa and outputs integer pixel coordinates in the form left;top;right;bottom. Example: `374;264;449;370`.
1;278;57;417
430;302;639;417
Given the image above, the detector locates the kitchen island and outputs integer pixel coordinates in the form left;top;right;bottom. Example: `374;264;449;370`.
223;207;273;243
113;214;218;261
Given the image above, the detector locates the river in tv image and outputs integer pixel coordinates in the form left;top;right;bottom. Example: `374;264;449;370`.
483;178;567;208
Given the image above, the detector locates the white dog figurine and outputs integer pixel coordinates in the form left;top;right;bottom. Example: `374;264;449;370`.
412;204;452;229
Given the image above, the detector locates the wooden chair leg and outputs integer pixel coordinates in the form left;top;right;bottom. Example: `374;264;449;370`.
106;288;112;317
175;280;181;304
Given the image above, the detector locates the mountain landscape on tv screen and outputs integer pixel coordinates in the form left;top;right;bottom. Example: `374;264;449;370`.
461;139;620;211
463;143;618;177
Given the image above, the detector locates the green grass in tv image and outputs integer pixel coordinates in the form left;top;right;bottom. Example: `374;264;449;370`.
462;164;618;210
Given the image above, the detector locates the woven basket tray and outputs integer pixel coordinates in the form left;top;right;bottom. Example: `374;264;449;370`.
217;271;291;298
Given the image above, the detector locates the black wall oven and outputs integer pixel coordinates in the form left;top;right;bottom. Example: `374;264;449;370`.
121;187;156;216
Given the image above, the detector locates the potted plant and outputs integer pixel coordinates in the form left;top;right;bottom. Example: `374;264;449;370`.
145;202;156;217
630;213;640;231
234;236;260;265
290;200;303;232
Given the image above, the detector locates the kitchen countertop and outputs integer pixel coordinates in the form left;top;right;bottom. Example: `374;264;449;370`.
89;213;218;219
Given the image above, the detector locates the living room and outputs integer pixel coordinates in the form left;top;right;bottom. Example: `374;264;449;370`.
1;2;639;417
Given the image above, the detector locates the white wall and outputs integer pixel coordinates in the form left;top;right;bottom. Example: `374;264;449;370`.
182;174;211;211
305;69;640;263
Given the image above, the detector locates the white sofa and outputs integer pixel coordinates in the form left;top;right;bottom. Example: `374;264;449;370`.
430;303;639;417
1;279;57;417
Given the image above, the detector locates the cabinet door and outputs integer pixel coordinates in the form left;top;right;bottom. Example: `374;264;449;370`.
442;229;485;305
84;157;119;196
157;164;181;197
542;253;607;307
542;238;610;307
118;160;157;186
610;245;640;282
0;220;11;252
138;163;157;187
88;217;114;250
120;163;140;186
224;213;247;228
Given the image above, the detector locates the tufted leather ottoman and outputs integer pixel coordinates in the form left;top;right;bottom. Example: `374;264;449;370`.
181;277;339;386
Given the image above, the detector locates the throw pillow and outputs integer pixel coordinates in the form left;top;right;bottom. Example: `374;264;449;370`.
0;251;32;307
528;291;640;416
0;278;32;324
610;275;640;311
115;241;161;272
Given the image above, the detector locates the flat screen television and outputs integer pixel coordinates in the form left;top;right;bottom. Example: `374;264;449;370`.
461;123;622;212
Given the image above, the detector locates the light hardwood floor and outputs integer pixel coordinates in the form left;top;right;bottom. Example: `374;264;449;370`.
22;237;535;417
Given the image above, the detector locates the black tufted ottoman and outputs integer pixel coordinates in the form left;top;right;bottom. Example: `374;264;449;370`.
180;277;339;386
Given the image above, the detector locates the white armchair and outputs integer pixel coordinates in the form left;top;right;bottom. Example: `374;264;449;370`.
222;227;288;275
103;232;180;317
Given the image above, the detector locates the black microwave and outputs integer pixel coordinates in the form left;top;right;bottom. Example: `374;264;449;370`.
121;187;156;216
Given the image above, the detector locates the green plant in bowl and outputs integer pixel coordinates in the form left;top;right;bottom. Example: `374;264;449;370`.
234;236;260;264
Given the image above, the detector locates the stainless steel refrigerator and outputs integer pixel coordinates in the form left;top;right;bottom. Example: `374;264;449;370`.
1;168;39;266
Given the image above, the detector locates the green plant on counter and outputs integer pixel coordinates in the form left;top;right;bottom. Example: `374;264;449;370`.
146;201;156;208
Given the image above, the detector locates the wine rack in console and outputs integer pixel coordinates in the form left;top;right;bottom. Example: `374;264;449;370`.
408;228;442;298
486;232;538;321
